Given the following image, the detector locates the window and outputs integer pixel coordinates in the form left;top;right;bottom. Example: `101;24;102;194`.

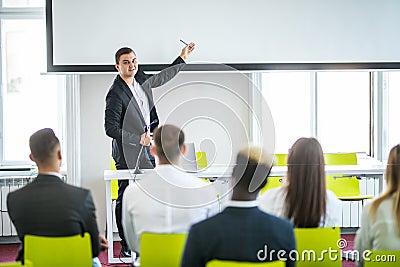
261;71;370;154
316;72;370;153
2;0;44;8
262;72;312;153
387;71;400;149
0;6;65;165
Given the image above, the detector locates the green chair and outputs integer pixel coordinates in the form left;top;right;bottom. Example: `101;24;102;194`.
140;232;187;267
0;261;32;267
324;152;372;201
364;250;400;266
24;233;92;267
260;154;287;195
196;151;208;169
195;151;212;184
324;153;373;226
294;227;341;267
110;157;119;200
206;260;285;267
274;154;288;166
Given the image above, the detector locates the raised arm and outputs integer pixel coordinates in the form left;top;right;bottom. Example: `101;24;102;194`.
144;42;196;88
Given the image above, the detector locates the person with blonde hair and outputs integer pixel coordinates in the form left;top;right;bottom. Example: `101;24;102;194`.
258;137;341;227
355;144;400;265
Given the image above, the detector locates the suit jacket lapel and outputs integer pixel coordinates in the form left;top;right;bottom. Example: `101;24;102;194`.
140;82;155;112
116;75;146;124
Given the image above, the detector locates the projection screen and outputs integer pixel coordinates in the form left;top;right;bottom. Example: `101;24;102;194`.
47;0;400;72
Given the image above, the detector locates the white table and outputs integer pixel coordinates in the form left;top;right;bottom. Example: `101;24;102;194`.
104;164;386;264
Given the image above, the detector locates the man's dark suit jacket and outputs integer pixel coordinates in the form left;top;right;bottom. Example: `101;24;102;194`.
181;206;296;267
7;174;100;260
104;57;185;170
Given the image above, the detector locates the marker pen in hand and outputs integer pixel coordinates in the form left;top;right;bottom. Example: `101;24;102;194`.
180;39;193;49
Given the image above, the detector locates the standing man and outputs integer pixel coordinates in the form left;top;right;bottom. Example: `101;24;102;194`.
7;128;107;267
104;42;195;257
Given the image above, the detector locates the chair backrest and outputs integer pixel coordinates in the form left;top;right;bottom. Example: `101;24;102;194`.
294;227;341;267
206;260;285;267
327;175;362;197
274;154;288;166
110;157;119;200
363;250;400;267
324;153;357;165
324;153;361;197
196;151;208;169
24;233;92;267
260;176;283;195
0;261;32;267
140;232;187;267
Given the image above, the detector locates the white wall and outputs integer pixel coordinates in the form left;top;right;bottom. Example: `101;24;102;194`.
80;74;114;231
79;72;253;230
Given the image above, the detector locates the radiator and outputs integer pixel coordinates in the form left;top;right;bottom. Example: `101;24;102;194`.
340;176;381;228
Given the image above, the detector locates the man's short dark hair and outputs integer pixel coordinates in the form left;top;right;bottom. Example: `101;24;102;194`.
29;128;60;164
115;47;135;64
153;125;185;163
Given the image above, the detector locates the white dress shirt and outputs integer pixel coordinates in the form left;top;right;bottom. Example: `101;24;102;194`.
129;79;150;126
258;186;342;227
122;164;220;252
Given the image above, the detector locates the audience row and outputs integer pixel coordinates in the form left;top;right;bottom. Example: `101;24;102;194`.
5;126;400;267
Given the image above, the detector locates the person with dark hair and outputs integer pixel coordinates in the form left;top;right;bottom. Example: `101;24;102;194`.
7;128;107;267
105;43;195;257
181;146;296;267
355;144;400;266
122;124;219;254
258;137;341;227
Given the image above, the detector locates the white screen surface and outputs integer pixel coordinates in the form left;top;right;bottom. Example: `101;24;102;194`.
49;0;400;71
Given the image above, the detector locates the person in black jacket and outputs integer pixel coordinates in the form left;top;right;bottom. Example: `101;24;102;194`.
104;42;195;257
181;146;296;267
7;128;107;267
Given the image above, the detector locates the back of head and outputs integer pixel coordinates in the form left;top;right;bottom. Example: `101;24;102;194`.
232;146;273;197
29;128;60;166
153;124;184;164
371;144;400;234
285;137;326;227
385;144;400;193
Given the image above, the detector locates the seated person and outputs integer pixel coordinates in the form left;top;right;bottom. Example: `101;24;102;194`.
122;124;219;253
258;137;341;227
355;144;400;266
7;128;107;267
181;146;296;267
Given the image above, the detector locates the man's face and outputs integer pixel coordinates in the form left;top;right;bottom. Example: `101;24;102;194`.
115;52;138;79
